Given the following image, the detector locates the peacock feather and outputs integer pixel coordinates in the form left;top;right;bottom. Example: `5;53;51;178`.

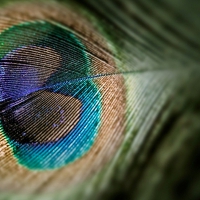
0;0;200;199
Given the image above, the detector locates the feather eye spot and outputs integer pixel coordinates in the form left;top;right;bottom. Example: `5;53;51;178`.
0;21;102;169
0;2;125;192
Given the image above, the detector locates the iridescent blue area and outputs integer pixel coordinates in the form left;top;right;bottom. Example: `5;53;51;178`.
0;55;40;100
0;21;102;170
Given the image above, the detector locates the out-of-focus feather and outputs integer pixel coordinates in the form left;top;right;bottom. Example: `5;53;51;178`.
75;1;200;200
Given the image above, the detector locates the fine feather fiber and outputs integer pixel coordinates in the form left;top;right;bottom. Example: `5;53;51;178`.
0;0;200;200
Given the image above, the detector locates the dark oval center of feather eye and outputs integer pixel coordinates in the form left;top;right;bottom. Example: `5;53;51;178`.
0;46;82;143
